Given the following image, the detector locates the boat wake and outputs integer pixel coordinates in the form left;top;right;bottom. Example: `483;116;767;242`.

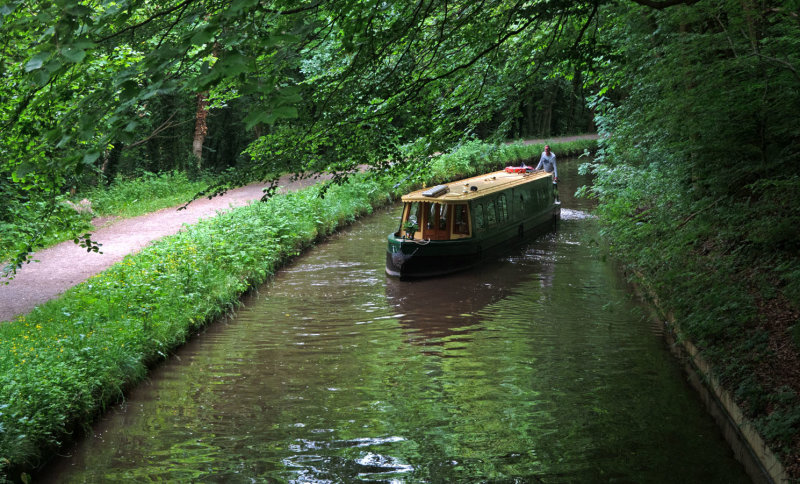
560;208;595;221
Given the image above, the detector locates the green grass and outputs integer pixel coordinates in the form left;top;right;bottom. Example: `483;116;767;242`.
0;137;597;481
426;138;596;182
86;171;216;219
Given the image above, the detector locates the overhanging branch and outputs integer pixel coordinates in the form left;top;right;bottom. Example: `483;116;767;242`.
628;0;700;9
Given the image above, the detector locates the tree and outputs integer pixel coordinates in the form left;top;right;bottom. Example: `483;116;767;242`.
2;0;608;277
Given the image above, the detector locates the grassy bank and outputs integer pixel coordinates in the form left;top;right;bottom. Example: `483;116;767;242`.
0;138;595;481
85;171;218;219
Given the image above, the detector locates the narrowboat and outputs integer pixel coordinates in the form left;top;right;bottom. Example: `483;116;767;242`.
386;168;560;278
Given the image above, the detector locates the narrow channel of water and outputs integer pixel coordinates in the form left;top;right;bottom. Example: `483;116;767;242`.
42;160;750;483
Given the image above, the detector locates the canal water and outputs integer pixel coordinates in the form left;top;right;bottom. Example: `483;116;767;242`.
42;160;750;483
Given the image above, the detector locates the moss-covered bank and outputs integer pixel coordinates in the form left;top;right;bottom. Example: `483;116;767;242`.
0;138;596;481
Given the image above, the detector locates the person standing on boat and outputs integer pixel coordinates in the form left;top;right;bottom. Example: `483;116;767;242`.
535;145;558;182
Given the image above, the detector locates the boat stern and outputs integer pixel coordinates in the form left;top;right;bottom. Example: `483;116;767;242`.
385;233;414;277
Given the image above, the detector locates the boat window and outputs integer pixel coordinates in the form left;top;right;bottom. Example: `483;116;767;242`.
402;202;421;236
453;204;469;235
474;204;485;230
486;199;497;226
425;203;436;229
438;203;448;231
520;191;529;215
406;202;420;225
497;194;508;222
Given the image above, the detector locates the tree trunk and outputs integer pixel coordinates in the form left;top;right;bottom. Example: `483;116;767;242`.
525;98;535;138
192;91;209;169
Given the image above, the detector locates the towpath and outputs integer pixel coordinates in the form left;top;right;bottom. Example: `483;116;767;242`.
0;176;322;322
0;134;597;322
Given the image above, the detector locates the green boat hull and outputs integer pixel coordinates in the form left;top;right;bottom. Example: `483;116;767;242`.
386;202;559;278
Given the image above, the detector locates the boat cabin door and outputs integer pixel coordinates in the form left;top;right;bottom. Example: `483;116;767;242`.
423;202;451;240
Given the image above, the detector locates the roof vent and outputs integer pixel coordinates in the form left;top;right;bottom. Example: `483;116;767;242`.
422;185;449;197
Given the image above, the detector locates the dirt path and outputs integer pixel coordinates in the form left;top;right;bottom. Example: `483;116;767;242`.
0;134;598;322
0;175;323;322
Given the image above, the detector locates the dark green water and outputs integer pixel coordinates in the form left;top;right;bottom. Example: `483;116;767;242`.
42;161;750;483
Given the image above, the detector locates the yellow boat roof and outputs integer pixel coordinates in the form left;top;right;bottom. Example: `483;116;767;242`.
401;169;552;203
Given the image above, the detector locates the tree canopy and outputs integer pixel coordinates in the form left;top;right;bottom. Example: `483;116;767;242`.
1;0;797;273
1;0;601;274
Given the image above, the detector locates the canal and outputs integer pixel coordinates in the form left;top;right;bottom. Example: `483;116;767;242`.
42;160;750;482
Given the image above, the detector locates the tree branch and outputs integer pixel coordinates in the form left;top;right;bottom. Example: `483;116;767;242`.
628;0;700;9
122;111;187;150
97;0;199;43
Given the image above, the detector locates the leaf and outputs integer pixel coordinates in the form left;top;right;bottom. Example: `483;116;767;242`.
65;4;92;17
25;51;50;72
36;25;55;43
13;162;35;181
56;136;72;149
1;3;18;16
118;80;139;101
191;26;216;45
82;151;101;165
215;52;251;77
276;85;302;103
34;69;50;86
227;0;259;15
44;59;63;73
242;111;272;130
61;46;86;63
272;106;298;120
71;40;97;50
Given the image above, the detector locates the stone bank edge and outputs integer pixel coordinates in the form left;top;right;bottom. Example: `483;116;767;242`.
633;275;790;484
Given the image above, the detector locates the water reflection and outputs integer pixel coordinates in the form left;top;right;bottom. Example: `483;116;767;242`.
560;207;595;220
385;233;558;352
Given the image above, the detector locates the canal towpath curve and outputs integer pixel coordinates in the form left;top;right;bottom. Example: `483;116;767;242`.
0;175;322;323
0;134;598;323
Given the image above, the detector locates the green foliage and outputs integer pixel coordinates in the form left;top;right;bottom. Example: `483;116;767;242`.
1;0;603;274
754;388;800;454
86;171;215;218
583;0;800;463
